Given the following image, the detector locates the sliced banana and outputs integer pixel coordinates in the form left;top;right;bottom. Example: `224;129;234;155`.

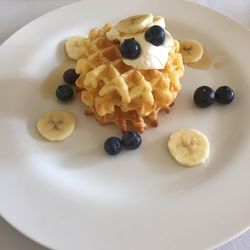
168;129;209;167
37;110;76;141
117;14;154;34
152;16;165;28
179;39;203;64
65;36;88;60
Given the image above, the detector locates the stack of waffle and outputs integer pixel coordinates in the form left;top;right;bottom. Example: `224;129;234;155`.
70;22;184;133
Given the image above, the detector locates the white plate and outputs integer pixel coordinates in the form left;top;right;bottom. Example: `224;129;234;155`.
0;1;250;250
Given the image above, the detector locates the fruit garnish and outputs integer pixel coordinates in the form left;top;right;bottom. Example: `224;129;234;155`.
145;25;165;46
215;86;235;104
168;129;209;167
121;131;142;150
104;137;122;156
116;14;154;34
56;85;74;101
120;38;141;59
63;69;79;85
193;86;215;108
179;39;203;64
65;36;86;60
37;110;76;141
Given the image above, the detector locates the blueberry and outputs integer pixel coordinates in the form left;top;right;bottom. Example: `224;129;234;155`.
56;85;74;101
104;137;122;156
193;86;215;108
121;131;142;150
145;25;165;46
63;68;79;85
215;86;235;104
120;38;141;59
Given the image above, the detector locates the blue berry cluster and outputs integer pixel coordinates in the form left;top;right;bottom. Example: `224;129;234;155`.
194;85;235;108
104;131;142;156
56;68;79;101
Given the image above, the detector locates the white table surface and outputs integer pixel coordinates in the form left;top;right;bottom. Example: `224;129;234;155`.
0;0;249;249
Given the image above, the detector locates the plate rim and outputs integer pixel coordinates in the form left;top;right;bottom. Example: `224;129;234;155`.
0;0;250;250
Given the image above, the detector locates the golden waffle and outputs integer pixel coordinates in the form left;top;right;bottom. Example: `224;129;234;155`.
75;24;184;133
85;104;173;133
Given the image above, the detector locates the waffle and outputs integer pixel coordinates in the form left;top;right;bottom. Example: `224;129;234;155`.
75;24;184;133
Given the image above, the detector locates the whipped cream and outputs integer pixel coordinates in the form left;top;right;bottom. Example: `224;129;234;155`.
106;17;174;70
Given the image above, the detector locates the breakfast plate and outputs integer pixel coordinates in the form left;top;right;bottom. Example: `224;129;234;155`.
0;0;249;250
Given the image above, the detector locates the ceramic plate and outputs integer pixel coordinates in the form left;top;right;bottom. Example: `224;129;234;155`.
0;0;249;249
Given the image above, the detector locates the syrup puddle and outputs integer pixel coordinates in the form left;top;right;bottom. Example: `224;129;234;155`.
187;48;212;70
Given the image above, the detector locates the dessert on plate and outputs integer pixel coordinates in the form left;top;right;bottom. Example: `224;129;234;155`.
66;14;185;133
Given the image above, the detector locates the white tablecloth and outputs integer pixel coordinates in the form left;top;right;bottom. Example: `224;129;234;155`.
0;1;249;249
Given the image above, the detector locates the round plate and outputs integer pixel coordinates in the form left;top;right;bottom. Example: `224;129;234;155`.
0;1;250;250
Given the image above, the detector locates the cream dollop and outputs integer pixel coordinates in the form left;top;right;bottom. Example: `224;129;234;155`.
122;31;173;70
106;17;174;70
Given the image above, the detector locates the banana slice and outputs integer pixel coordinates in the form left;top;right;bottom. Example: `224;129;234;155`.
179;39;203;64
117;14;154;34
65;36;88;60
152;16;165;28
37;110;76;141
168;129;209;167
